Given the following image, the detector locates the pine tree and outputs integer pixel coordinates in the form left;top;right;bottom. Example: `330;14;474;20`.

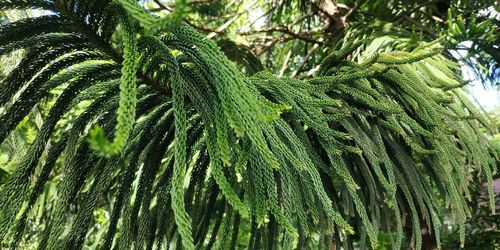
0;0;497;249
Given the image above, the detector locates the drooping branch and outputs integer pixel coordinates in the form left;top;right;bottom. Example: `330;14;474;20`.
0;1;497;250
239;26;323;45
54;1;171;96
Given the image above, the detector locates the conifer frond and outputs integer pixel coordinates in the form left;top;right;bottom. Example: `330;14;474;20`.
0;1;497;249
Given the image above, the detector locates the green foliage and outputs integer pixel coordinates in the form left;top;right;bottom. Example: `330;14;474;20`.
442;172;500;249
0;1;497;249
446;9;499;86
88;6;139;157
184;0;498;86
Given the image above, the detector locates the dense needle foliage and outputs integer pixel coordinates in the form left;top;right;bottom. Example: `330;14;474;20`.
0;0;497;249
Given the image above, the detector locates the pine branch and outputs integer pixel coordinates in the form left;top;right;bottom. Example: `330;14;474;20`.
53;0;171;96
0;1;496;250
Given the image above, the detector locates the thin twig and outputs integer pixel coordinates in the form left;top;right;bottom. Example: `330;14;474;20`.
239;27;323;45
153;0;172;11
206;0;259;38
278;50;292;77
402;15;437;37
291;43;320;77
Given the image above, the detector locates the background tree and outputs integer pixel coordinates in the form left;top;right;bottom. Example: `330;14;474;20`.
146;0;499;85
0;0;498;249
